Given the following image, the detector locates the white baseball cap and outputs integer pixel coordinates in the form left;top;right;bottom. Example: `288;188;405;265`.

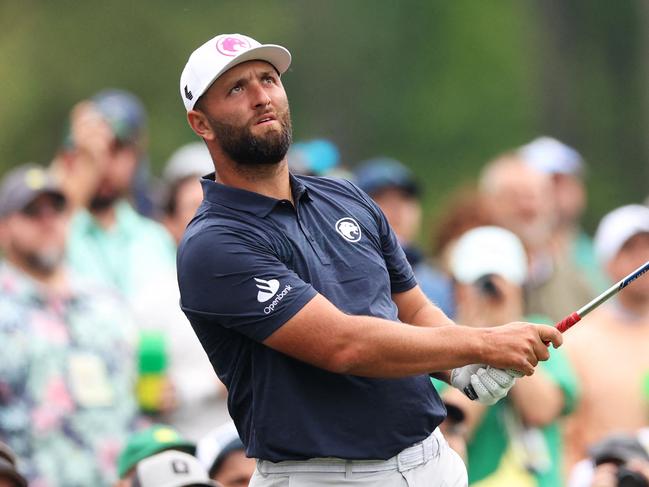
180;33;292;111
163;142;214;182
450;226;528;286
518;136;584;176
594;204;649;265
134;450;216;487
196;421;242;474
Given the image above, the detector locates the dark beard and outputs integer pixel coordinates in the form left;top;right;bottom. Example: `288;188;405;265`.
11;244;64;277
89;193;119;212
206;109;292;167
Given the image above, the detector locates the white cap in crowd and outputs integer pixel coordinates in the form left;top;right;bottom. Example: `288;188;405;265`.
196;421;241;474
163;142;214;182
594;204;649;265
518;136;584;176
133;450;216;487
180;33;291;111
450;226;528;286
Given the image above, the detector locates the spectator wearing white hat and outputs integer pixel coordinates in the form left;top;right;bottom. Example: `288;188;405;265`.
519;136;609;292
563;204;649;471
442;226;579;487
197;422;254;487
132;450;218;487
161;142;215;245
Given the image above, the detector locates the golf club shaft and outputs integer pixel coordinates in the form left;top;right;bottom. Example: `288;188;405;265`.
463;260;649;401
556;260;649;332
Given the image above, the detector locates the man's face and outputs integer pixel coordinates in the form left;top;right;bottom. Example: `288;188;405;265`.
195;60;292;166
486;163;556;248
0;193;69;275
164;177;204;244
371;187;421;245
553;173;586;226
90;141;139;211
212;450;255;487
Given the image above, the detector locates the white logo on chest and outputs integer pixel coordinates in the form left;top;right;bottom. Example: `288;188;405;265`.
335;217;362;242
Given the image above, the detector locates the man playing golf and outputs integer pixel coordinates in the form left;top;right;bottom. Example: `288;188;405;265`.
176;33;562;487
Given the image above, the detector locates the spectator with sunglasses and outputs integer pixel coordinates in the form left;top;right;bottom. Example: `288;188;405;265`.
0;165;140;486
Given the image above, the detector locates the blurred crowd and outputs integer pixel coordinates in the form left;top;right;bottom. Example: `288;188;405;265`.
0;88;648;487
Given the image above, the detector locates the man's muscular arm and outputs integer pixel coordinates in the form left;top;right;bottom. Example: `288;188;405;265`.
263;292;562;378
393;285;454;328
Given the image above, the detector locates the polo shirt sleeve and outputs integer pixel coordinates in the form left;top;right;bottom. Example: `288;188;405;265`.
342;179;417;293
177;226;318;343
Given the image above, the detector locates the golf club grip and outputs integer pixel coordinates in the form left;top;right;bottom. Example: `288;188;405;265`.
555;311;581;333
463;312;581;401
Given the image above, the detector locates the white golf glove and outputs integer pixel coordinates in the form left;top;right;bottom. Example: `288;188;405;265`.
450;365;523;405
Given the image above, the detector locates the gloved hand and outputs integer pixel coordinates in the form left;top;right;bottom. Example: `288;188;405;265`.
450;365;523;405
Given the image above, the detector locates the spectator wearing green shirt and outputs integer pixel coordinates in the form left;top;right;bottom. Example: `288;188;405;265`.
442;226;579;487
51;89;176;299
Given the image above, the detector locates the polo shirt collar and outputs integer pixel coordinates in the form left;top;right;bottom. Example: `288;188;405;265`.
201;172;311;218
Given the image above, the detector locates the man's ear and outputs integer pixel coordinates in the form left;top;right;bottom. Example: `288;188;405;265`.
187;110;216;141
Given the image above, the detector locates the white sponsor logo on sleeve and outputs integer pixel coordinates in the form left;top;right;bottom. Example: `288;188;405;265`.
254;277;293;314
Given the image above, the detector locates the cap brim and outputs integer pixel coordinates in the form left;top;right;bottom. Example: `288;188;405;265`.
118;443;196;479
23;188;67;209
193;45;291;109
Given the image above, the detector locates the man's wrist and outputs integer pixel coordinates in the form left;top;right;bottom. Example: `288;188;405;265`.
429;370;451;384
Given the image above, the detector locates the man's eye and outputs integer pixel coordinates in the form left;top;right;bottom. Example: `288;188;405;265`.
263;76;276;84
229;85;242;94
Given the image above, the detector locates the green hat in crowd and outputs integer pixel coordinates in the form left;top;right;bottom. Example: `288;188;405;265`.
117;424;196;479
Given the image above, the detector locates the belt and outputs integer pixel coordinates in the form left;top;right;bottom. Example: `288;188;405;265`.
257;429;443;474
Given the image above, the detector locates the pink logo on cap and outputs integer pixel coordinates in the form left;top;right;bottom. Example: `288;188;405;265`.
216;36;251;56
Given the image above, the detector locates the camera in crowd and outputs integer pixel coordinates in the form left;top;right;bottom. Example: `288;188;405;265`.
590;433;649;487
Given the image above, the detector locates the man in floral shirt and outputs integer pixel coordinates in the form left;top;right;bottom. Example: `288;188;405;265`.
0;165;139;486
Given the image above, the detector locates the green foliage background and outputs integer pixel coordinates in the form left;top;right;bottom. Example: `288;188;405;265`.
1;0;647;238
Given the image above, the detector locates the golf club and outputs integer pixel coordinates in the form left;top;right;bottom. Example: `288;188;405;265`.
463;260;649;401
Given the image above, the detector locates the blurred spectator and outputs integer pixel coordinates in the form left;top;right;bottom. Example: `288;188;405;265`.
563;204;649;470
51;89;176;299
130;143;226;439
519;136;608;291
115;424;196;486
568;429;649;487
0;442;27;487
287;138;351;178
443;226;579;487
161;142;214;244
354;157;455;316
0;165;139;486
479;152;593;322
132;450;217;487
430;185;493;274
197;422;254;487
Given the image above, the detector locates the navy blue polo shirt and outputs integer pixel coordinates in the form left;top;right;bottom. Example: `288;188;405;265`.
177;173;446;462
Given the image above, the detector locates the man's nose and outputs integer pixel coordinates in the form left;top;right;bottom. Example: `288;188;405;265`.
250;82;272;109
